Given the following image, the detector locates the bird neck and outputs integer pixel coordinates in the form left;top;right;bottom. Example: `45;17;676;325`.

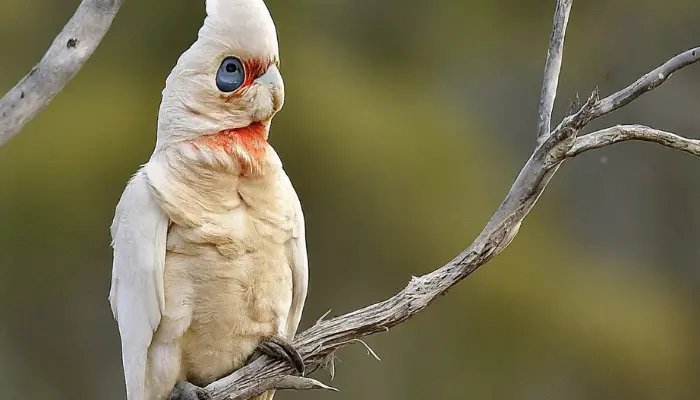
190;122;270;177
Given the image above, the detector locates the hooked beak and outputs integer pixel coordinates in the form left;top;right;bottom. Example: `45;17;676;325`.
256;65;283;88
255;65;284;111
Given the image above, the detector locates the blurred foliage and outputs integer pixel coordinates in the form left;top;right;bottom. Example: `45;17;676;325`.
1;0;699;399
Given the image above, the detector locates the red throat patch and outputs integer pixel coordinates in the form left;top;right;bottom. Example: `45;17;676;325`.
192;122;268;175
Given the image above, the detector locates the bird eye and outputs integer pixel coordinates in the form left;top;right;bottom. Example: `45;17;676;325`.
216;57;245;92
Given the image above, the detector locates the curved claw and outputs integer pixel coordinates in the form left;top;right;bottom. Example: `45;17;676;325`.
256;335;305;375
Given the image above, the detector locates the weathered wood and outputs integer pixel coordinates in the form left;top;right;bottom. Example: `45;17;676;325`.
202;16;700;400
537;0;573;141
0;0;125;146
0;1;697;399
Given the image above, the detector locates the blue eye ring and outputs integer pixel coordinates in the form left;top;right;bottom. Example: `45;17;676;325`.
216;56;246;93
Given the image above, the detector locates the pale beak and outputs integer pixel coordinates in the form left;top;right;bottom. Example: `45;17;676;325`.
255;65;284;111
255;65;283;90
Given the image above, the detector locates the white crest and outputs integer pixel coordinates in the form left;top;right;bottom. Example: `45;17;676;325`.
154;0;282;147
201;0;279;59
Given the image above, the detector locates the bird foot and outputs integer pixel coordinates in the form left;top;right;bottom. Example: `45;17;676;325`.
169;380;211;400
254;335;305;375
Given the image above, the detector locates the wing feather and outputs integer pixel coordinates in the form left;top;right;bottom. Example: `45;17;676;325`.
109;169;169;400
284;190;309;339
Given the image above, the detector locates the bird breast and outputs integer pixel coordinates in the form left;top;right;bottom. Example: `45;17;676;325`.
146;145;297;383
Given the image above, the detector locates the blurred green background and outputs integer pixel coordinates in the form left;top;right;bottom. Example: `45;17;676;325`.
1;0;700;399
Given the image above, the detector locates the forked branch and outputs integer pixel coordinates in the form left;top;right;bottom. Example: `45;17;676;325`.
0;0;697;399
201;3;700;400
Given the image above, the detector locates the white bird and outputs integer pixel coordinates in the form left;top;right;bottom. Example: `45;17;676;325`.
108;1;308;399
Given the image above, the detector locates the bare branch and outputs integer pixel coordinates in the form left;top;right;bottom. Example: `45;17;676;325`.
197;48;699;399
0;0;125;147
589;47;700;119
180;0;699;397
206;367;338;400
7;1;695;399
568;125;700;158
537;0;574;141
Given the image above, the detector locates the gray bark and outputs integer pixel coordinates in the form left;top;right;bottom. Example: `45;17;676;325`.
0;0;125;146
0;0;698;399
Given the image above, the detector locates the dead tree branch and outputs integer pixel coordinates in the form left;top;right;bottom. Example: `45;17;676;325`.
198;3;700;400
2;0;697;398
537;0;573;141
0;0;125;146
568;125;700;158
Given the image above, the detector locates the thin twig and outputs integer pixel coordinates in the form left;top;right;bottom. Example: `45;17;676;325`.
568;124;700;158
537;0;574;141
0;0;125;146
589;47;700;119
315;309;333;324
334;339;381;361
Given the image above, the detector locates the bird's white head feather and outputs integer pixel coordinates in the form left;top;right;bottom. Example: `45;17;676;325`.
203;0;279;59
155;0;284;148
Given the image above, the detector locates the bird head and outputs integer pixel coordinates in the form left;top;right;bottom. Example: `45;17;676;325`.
156;0;283;149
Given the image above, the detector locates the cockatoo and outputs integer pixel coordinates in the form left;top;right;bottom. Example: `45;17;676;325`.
108;1;308;400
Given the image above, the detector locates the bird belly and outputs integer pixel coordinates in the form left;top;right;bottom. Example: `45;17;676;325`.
162;224;294;386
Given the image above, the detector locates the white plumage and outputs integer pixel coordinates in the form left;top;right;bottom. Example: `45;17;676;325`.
109;1;307;399
110;168;169;400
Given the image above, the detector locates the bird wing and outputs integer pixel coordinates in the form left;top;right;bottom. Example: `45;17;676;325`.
284;181;309;340
109;168;169;400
